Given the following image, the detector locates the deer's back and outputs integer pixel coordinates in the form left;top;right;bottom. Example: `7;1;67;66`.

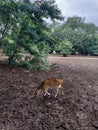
40;78;63;89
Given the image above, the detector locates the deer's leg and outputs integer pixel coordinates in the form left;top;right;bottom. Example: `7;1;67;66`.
60;87;64;95
55;85;64;97
55;87;59;97
44;88;51;96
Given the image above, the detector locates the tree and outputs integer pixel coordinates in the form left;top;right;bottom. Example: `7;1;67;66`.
52;22;73;56
55;39;73;56
66;16;85;30
0;0;63;69
52;16;98;55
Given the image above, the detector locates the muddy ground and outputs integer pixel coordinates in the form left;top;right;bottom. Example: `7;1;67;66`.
0;56;98;130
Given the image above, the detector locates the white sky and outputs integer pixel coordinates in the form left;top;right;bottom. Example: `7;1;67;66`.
55;0;98;25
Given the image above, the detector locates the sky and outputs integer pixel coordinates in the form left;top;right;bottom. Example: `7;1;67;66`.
55;0;98;25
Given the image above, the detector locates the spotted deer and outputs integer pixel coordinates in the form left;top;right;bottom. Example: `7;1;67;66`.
33;78;64;98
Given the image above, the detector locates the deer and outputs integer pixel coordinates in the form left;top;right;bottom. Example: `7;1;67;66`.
33;78;64;98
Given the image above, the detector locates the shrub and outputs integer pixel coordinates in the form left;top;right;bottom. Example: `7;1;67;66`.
55;39;73;56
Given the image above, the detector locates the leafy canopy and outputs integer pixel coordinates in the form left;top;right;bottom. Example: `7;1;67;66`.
52;16;98;55
0;0;63;69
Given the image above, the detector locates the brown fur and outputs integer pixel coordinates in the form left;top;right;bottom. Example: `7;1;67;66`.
33;78;64;98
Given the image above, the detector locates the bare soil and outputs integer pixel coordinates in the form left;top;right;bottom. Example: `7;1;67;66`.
0;55;98;130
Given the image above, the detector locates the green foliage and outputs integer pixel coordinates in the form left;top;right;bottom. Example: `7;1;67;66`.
30;42;51;70
0;0;63;70
66;16;85;30
52;16;98;56
30;53;50;70
19;60;32;69
55;39;73;56
92;46;98;55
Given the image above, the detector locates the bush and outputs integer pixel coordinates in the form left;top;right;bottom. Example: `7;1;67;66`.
30;53;50;70
55;39;73;56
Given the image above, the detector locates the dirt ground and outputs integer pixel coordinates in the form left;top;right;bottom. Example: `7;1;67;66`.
0;55;98;130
